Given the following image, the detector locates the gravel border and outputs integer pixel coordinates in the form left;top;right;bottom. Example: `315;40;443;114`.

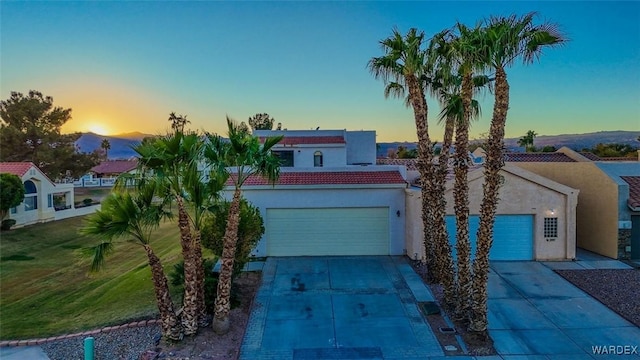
555;268;640;327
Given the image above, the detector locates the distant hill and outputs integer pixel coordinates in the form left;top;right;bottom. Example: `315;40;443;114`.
377;130;640;158
75;133;145;159
111;131;154;141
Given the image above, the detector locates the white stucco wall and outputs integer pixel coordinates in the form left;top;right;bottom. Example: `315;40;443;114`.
345;131;376;165
278;146;347;168
226;186;407;256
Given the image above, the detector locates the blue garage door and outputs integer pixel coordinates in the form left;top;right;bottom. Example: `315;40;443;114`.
445;215;533;260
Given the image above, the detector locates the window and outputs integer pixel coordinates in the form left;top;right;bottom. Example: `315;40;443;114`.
314;151;323;167
544;217;558;238
10;207;17;214
48;194;53;208
23;180;37;212
24;196;38;211
273;150;294;167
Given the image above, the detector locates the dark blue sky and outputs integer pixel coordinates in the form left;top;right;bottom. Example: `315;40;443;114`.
2;1;638;141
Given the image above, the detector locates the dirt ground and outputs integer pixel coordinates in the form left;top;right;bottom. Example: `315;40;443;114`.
141;272;261;360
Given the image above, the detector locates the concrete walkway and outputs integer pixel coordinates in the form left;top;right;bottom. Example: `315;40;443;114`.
488;261;640;359
0;346;50;359
240;256;443;360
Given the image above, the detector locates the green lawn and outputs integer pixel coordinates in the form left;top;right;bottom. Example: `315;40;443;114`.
0;216;192;340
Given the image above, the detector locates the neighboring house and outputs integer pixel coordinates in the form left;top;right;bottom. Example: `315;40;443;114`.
508;147;640;260
404;164;579;261
90;159;138;178
78;159;139;187
0;162;75;227
226;129;408;257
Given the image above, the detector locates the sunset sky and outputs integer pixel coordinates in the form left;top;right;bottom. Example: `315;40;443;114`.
1;1;638;142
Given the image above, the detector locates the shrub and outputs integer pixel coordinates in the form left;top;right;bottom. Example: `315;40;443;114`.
201;198;264;277
1;219;17;231
82;198;93;206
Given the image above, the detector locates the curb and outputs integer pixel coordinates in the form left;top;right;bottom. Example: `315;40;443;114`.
0;319;160;347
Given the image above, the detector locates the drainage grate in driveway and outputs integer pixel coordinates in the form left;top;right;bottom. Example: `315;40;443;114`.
293;347;383;359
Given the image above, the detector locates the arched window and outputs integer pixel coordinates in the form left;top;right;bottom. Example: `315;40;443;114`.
23;180;38;211
24;180;37;194
314;151;323;167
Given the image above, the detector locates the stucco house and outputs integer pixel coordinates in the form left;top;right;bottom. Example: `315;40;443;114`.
0;162;75;227
404;164;579;261
508;147;640;260
225;129;408;257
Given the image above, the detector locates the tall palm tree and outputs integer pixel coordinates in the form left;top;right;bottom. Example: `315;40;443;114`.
470;13;566;332
133;131;207;335
100;138;111;160
435;22;488;320
368;28;437;271
81;178;183;341
517;130;538;152
204;117;282;334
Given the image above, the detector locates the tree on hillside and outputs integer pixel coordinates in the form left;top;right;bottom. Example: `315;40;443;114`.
168;112;190;133
517;130;538;152
204;118;282;334
248;113;275;131
101;138;111;160
397;146;418;159
0;91;100;179
582;143;637;158
0;173;25;222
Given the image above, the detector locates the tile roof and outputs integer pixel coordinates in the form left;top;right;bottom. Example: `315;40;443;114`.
0;162;35;177
599;157;638;162
579;152;602;161
91;160;138;175
260;136;345;146
504;153;576;162
227;171;406;186
377;158;418;171
621;176;640;210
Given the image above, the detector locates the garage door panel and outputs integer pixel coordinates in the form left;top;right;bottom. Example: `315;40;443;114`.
267;208;389;256
446;215;533;260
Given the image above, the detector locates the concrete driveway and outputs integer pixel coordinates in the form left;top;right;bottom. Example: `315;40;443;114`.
488;261;640;358
240;256;443;360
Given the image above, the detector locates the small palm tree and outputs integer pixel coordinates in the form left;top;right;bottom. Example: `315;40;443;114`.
470;12;566;332
368;28;437;271
204;117;282;334
81;178;183;341
100;138;111;160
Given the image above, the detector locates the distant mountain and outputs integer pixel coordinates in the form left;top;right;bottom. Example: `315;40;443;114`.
75;133;143;160
377;130;640;158
111;131;154;141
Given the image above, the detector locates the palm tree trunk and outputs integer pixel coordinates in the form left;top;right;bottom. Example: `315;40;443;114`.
143;244;183;341
192;229;208;327
470;66;509;332
432;116;456;310
176;196;198;336
453;72;473;321
405;75;436;272
212;187;242;334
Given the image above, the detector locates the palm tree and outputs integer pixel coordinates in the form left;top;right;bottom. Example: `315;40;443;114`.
133;131;207;335
168;112;190;133
368;28;437;271
100;138;111;160
470;13;566;332
204;117;282;334
517;130;538;152
81;178;183;341
433;22;488;321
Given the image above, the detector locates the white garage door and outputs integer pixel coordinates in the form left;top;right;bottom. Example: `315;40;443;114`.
266;208;389;256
